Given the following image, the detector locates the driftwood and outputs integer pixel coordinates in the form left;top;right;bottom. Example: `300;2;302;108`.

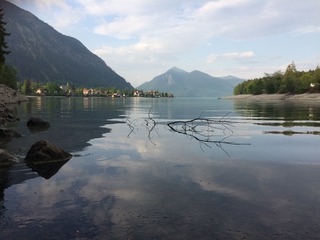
126;108;250;155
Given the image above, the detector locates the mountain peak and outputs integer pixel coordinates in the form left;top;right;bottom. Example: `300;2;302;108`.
138;67;244;97
167;67;187;73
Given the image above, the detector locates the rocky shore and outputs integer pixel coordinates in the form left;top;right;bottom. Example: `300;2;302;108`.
224;93;320;101
0;85;72;174
0;84;28;126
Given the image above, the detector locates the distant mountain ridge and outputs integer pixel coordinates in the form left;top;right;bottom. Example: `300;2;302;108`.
138;67;245;97
1;1;133;89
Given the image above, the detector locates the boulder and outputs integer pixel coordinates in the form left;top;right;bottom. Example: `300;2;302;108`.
25;140;72;164
25;140;73;179
27;117;50;132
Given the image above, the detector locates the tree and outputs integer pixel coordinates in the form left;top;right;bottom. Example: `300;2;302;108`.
0;64;17;89
44;82;61;95
280;62;298;93
22;79;32;95
300;72;313;93
0;8;10;66
233;63;320;95
314;65;320;91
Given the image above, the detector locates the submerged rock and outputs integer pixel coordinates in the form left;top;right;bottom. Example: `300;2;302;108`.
27;117;50;127
27;117;50;132
25;140;73;179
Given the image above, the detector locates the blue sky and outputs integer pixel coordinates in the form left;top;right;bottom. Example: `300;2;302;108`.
9;0;320;87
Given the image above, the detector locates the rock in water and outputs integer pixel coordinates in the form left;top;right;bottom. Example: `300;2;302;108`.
0;128;22;145
0;149;19;166
25;140;72;179
27;117;50;132
25;140;72;163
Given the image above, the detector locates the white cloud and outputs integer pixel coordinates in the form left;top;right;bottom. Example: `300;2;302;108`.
9;0;84;29
10;0;70;11
93;15;156;39
292;26;320;35
11;0;320;43
34;0;69;8
207;51;255;63
10;0;320;40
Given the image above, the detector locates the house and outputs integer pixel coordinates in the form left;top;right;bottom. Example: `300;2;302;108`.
35;88;47;95
83;88;91;96
133;90;143;97
60;85;68;92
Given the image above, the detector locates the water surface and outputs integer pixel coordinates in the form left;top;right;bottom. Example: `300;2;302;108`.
1;97;320;239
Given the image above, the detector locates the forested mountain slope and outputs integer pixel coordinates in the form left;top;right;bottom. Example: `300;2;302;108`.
1;1;133;89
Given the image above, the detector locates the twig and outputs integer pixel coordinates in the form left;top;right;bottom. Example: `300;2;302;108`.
125;109;250;155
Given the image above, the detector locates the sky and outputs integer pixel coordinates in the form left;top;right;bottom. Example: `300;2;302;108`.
8;0;320;87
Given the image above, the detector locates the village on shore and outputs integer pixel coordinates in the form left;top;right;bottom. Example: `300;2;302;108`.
18;80;174;98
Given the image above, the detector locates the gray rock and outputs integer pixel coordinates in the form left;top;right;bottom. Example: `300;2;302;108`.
25;140;72;164
0;149;19;166
25;140;73;179
27;117;50;132
27;117;50;126
0;128;22;145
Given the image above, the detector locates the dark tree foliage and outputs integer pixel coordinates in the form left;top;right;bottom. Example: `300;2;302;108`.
0;64;17;89
21;79;32;95
0;8;10;65
234;62;320;95
0;7;17;89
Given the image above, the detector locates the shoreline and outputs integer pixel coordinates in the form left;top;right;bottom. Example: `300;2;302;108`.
0;84;28;126
223;93;320;101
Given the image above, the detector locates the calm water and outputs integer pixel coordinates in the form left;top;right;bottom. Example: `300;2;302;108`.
1;96;320;239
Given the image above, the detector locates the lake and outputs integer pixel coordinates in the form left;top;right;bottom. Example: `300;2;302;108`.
1;96;320;239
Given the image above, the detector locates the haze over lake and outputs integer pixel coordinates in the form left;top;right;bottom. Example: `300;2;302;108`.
1;96;320;239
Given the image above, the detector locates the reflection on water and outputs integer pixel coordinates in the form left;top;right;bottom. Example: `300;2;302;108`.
233;99;320;120
234;100;320;137
26;159;71;179
1;97;320;239
264;130;320;136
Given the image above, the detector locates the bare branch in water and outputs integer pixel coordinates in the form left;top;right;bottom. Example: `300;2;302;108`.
166;113;249;155
125;115;136;138
141;106;159;145
125;108;250;154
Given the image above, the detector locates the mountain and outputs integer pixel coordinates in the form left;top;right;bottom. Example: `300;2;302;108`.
0;1;133;89
137;67;245;97
220;75;246;86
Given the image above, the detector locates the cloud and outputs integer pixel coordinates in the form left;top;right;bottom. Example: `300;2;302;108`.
10;0;320;43
10;0;320;39
93;15;155;39
10;0;70;11
292;26;320;35
34;0;69;8
207;51;255;63
9;0;84;29
87;0;320;61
